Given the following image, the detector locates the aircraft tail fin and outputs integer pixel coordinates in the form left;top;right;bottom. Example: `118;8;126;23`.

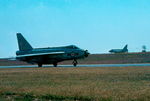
17;33;33;51
123;44;128;52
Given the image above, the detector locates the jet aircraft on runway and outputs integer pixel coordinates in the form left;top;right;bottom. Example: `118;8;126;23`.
16;33;89;67
109;44;128;53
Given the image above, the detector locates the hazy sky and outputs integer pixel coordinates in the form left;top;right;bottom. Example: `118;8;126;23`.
0;0;150;57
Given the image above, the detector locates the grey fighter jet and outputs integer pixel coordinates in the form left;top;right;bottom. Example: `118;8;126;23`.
109;44;128;53
16;33;89;67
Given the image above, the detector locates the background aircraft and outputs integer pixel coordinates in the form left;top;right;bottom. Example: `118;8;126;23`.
16;33;89;67
109;44;128;53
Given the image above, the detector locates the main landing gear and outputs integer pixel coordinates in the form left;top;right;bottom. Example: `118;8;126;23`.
38;63;42;67
73;59;78;67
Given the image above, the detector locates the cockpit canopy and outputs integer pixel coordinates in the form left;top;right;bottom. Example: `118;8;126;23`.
65;45;79;49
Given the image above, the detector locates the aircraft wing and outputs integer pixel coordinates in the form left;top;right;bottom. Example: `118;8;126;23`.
16;52;65;58
0;57;17;60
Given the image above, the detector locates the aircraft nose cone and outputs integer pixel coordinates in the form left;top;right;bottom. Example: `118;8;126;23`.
84;50;90;57
109;50;113;52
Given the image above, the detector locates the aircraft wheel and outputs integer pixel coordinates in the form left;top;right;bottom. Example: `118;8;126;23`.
38;63;42;67
73;60;78;67
53;63;57;67
73;63;77;67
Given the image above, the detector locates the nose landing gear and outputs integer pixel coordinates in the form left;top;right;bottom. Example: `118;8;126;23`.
53;62;57;67
73;59;78;67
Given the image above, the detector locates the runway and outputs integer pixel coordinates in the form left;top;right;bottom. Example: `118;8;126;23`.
1;63;150;68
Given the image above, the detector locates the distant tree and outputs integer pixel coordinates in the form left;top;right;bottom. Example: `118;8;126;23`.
142;45;146;52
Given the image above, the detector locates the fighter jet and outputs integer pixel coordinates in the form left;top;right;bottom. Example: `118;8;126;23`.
109;44;128;53
16;33;89;67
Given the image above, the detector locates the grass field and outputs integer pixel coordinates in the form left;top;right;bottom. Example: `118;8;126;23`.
0;67;150;101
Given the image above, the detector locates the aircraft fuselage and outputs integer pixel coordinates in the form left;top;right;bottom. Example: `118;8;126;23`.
16;45;89;65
